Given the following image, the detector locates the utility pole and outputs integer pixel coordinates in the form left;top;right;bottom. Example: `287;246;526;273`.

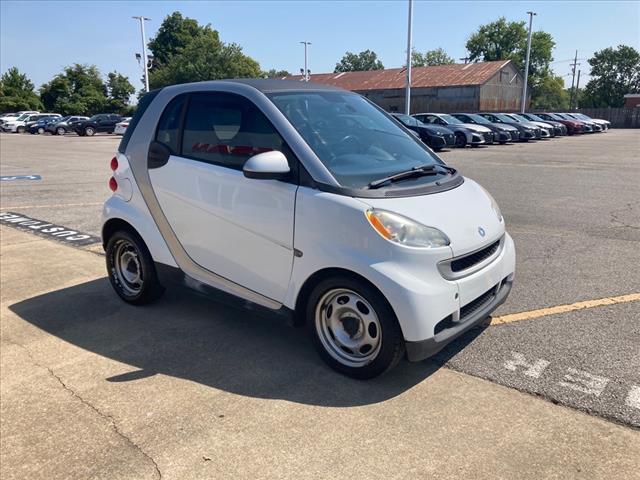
574;70;581;109
404;0;413;114
133;16;151;92
300;41;311;81
569;50;580;108
459;56;470;64
520;11;536;113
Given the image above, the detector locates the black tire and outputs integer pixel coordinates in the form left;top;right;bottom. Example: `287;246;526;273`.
17;126;25;134
105;230;164;305
56;127;66;135
454;132;467;148
84;126;95;136
306;276;405;379
37;127;45;134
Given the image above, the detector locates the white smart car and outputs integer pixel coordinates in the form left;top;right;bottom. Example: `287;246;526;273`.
102;79;515;378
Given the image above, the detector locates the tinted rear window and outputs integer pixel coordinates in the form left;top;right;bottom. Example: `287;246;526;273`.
118;89;161;154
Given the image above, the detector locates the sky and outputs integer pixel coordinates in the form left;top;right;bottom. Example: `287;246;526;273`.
1;0;639;93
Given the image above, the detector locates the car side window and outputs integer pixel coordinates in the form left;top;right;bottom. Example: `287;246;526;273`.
156;95;186;154
181;92;289;171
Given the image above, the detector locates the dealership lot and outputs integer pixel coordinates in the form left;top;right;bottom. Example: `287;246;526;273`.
1;131;639;478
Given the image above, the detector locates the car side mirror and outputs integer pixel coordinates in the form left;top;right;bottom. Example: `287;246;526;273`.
243;150;290;180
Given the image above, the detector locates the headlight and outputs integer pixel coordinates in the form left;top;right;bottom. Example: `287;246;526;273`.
365;209;449;248
478;186;503;222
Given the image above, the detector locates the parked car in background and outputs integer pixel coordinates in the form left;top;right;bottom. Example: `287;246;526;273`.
521;113;567;136
102;79;515;378
556;113;595;132
0;111;39;127
391;113;455;151
73;114;122;136
2;113;60;133
560;113;603;132
28;116;63;134
565;113;610;131
479;113;541;141
535;113;585;135
47;116;90;135
451;113;519;144
413;113;494;147
114;117;132;135
503;113;554;138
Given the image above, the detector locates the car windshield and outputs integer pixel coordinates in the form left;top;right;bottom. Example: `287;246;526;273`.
439;114;463;125
268;91;443;188
494;114;515;122
16;113;30;121
526;113;544;121
393;114;422;127
509;114;530;122
466;114;492;125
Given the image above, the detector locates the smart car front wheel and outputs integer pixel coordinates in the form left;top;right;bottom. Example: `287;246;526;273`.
307;276;405;379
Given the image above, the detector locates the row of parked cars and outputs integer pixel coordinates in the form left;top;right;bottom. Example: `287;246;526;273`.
391;111;610;151
0;111;131;136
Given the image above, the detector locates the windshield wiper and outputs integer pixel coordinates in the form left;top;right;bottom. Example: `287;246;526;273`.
367;164;454;189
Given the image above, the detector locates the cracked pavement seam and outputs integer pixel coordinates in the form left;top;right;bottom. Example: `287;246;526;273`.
3;339;162;480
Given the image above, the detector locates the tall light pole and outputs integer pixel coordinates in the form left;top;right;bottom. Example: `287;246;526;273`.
133;16;151;92
520;11;536;113
300;41;311;81
404;0;413;114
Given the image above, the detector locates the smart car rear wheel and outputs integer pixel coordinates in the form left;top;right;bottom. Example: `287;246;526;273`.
308;276;405;379
106;230;164;305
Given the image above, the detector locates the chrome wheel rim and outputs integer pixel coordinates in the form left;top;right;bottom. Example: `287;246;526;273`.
315;288;382;367
86;127;94;135
113;240;143;296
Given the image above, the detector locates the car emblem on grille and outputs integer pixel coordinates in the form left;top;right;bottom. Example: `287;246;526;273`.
478;227;486;237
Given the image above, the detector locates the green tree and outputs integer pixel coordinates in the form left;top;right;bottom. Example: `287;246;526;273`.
106;72;135;112
530;74;570;110
466;17;555;107
581;45;640;107
334;50;384;72
412;47;455;67
263;68;291;78
0;67;42;112
147;12;261;89
39;64;108;115
147;12;205;67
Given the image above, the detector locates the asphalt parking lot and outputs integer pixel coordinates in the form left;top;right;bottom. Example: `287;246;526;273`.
1;130;639;479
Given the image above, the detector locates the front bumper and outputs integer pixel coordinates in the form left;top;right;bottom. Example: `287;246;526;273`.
406;276;513;361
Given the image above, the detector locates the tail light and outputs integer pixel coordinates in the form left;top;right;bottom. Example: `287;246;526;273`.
109;176;118;192
110;156;118;171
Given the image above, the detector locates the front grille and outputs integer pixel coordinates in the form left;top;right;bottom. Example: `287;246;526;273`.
450;239;500;272
460;286;496;321
483;132;493;143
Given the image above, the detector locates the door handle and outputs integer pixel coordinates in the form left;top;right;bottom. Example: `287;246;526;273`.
148;141;171;169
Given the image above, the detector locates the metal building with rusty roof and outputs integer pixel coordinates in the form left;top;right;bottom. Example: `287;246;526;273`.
286;60;527;113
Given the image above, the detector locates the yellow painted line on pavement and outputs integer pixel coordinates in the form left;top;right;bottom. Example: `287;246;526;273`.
492;293;640;325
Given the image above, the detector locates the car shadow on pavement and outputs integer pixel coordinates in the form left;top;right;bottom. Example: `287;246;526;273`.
9;277;486;407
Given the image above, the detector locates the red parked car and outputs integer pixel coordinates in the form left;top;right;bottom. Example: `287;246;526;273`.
536;113;586;135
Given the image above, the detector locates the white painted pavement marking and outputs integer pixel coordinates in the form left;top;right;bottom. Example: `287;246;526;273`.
558;368;610;397
626;386;640;410
503;351;550;378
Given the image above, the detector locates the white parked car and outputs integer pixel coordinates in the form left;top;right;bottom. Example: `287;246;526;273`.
0;110;39;126
114;117;132;135
2;113;60;133
102;80;515;378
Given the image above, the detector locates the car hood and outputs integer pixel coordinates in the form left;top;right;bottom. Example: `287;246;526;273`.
361;178;504;256
496;124;518;131
458;123;492;133
529;120;553;129
420;125;453;134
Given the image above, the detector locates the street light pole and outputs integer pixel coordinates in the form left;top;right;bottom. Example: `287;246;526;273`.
404;0;413;115
520;11;536;113
300;41;311;81
133;16;151;92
